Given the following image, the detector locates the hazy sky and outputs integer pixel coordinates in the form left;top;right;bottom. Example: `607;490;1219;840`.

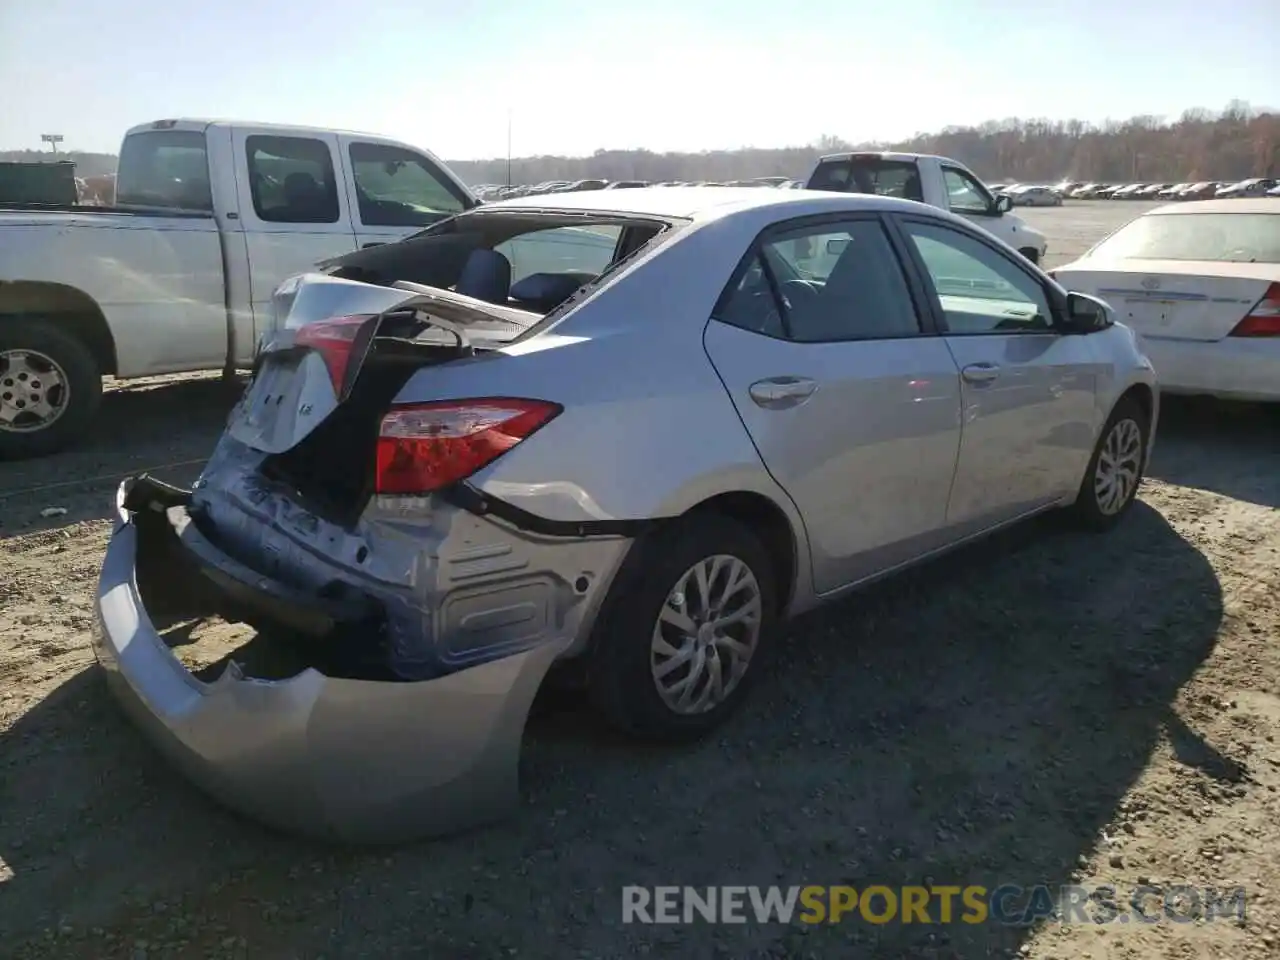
2;0;1276;160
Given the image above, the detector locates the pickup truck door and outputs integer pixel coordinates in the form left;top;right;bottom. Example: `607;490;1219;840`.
335;135;474;249
230;127;358;343
935;162;1020;247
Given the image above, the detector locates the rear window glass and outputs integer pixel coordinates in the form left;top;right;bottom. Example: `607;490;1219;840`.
1089;212;1280;264
807;158;923;201
115;130;212;211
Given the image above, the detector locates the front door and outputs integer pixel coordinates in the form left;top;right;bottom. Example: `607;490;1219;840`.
702;214;963;595
894;216;1100;530
231;128;358;342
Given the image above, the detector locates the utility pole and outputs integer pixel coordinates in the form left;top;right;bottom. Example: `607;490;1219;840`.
506;110;513;188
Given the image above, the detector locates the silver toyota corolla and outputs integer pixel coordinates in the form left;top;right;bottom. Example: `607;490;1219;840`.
94;187;1158;842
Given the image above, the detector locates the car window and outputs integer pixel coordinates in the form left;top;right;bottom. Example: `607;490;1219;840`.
493;224;622;284
348;141;467;227
1087;212;1280;264
716;219;921;342
245;135;340;224
902;221;1053;334
115;130;213;211
942;168;994;215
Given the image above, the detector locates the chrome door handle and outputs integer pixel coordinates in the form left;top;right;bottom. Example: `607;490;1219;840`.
961;363;1000;384
748;376;818;409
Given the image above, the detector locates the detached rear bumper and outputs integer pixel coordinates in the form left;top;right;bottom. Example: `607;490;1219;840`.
92;477;563;843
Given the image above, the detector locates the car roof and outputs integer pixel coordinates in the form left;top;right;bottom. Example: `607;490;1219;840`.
476;185;932;221
1150;198;1280;215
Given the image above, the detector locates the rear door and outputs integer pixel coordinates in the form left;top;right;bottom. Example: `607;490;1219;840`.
894;215;1100;528
337;136;474;249
702;213;963;595
230;128;358;343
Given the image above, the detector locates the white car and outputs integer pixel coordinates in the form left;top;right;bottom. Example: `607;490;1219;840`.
1008;186;1064;207
1053;199;1280;401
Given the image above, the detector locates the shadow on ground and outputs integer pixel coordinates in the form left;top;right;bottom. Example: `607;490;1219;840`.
1148;396;1279;507
0;497;1222;958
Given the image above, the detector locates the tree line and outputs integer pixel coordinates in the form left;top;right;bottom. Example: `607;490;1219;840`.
4;102;1276;187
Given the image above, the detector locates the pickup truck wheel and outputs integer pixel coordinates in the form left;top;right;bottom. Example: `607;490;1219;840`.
1019;247;1040;265
0;319;102;460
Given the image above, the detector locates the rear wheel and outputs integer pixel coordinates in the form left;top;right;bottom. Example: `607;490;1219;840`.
1068;397;1149;531
1019;247;1040;265
0;319;103;460
587;514;778;742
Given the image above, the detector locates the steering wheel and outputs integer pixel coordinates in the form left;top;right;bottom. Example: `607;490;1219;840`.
778;279;819;311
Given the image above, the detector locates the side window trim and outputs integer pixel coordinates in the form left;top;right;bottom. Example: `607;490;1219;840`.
891;214;1059;337
711;210;931;343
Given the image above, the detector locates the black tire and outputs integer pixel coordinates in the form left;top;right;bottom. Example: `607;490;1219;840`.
587;513;779;743
1068;396;1150;531
1019;247;1040;265
0;318;103;460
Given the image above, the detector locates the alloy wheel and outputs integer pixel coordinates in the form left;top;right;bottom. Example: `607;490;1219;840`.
1094;418;1143;515
650;554;763;715
0;349;71;433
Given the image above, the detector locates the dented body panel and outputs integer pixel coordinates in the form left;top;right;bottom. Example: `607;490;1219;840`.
93;475;630;842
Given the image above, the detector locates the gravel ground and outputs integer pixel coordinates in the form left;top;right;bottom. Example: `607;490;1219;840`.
3;201;1279;959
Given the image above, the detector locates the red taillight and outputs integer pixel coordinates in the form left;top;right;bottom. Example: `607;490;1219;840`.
294;316;370;394
1228;283;1280;337
374;399;561;495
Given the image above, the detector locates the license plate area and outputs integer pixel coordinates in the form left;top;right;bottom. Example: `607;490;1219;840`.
1122;298;1180;333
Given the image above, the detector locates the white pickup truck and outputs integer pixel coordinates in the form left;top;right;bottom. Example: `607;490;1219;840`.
803;151;1049;265
0;119;482;458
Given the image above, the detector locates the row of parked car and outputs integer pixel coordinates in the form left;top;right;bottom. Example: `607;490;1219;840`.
989;177;1280;203
473;176;802;201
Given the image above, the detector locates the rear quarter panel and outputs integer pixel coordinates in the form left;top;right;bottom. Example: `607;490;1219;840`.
0;213;229;374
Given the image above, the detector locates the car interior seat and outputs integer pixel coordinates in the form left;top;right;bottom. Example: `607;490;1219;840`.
454;249;513;304
282;172;333;221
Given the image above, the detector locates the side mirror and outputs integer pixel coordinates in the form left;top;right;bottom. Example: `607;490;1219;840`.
993;194;1013;214
827;238;850;256
1063;291;1113;333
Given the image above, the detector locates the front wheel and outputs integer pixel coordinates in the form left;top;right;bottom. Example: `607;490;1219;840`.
0;319;103;460
1068;397;1149;531
587;514;779;743
1018;247;1041;265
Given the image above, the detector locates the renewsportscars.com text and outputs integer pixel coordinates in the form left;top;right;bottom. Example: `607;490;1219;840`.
621;884;1248;926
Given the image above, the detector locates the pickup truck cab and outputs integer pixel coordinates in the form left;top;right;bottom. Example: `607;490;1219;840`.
0;119;479;458
803;152;1048;265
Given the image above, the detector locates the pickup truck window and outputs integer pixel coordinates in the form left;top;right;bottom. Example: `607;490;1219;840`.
942;167;994;215
246;135;340;224
808;157;924;202
348;142;469;227
115;130;212;211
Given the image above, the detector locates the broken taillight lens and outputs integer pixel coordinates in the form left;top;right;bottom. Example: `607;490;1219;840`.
294;315;373;394
374;399;562;495
1227;283;1280;337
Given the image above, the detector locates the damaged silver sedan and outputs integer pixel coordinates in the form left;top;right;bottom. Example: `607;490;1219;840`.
94;187;1158;842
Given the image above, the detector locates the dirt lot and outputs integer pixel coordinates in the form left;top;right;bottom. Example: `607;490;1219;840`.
3;201;1279;959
